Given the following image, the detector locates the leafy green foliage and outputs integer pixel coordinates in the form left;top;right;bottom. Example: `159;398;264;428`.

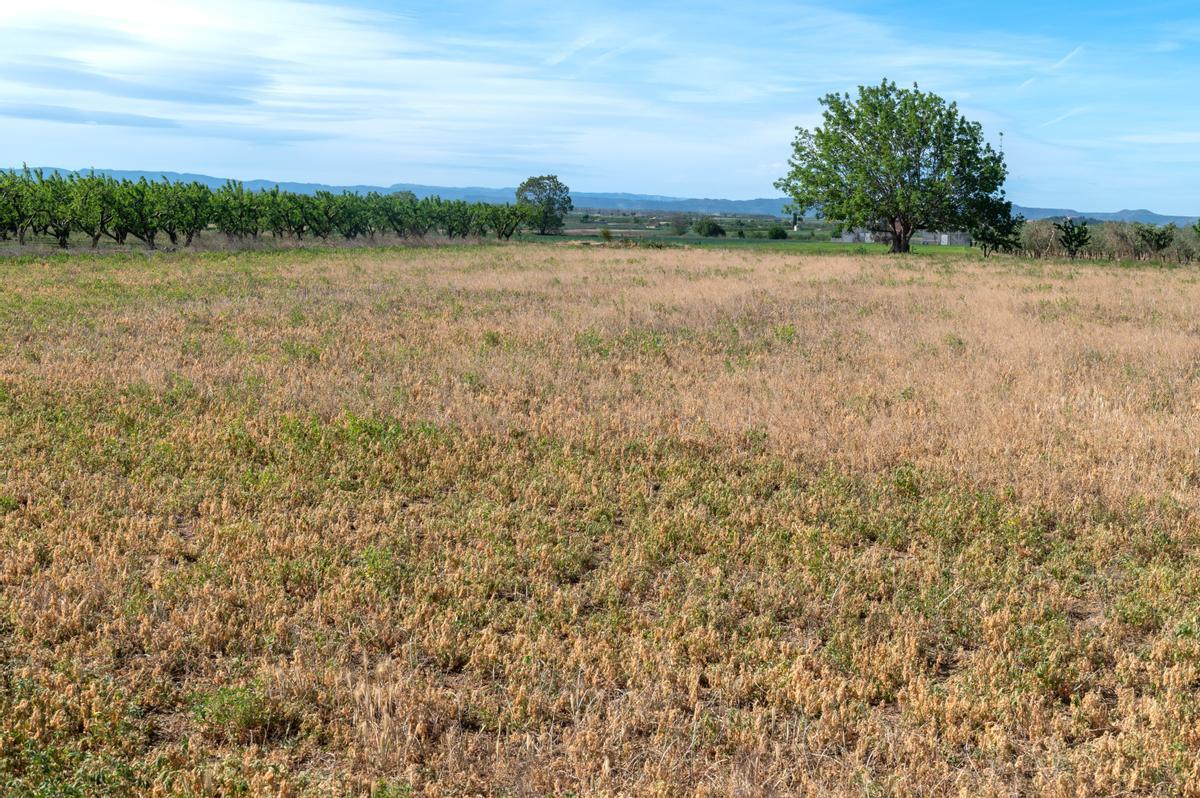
1135;223;1176;258
0;166;38;245
516;174;572;235
767;224;789;240
1054;218;1091;260
775;79;1009;253
970;196;1024;257
484;204;530;240
0;170;539;250
67;174;111;248
190;684;296;745
38;171;75;249
212;180;261;240
692;219;726;237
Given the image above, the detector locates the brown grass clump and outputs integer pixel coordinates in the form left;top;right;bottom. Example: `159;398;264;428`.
2;244;1200;796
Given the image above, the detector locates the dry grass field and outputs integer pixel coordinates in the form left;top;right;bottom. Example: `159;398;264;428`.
2;243;1200;796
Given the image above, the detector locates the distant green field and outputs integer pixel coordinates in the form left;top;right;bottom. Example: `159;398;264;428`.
542;209;980;256
522;230;977;257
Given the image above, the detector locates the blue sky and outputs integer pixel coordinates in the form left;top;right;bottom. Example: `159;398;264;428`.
2;1;1199;213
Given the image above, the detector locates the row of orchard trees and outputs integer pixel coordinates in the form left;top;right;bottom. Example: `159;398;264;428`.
0;168;534;249
1013;218;1200;263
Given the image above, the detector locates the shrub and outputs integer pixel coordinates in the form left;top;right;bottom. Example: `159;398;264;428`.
767;225;789;240
692;219;726;237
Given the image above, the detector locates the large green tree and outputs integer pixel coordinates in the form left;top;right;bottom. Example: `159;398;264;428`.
775;79;1011;253
516;175;572;235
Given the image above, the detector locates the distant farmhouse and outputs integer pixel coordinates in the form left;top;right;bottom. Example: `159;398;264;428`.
836;228;971;246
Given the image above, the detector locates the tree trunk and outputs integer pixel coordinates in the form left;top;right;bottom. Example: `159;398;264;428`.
890;220;912;253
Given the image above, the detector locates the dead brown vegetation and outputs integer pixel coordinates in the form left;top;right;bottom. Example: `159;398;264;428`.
2;245;1199;796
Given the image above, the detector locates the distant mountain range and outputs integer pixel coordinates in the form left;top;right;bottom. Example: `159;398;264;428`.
1010;206;1197;226
25;168;1200;225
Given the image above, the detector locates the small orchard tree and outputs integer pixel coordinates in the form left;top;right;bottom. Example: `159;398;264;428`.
171;182;208;245
668;215;691;236
516;175;572;235
154;179;185;247
71;172;113;248
440;200;476;239
1055;218;1091;260
410;197;440;238
213;180;260;240
260;186;289;240
970;196;1024;258
379;192;418;239
281;192;311;240
776;79;1009;253
1136;223;1176;260
105;180;136;245
123;178;162;250
331;192;370;239
485;204;529;240
1;166;39;245
767;224;789;240
37;171;75;248
364;192;388;239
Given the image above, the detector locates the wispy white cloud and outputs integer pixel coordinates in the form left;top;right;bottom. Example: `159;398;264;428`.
1042;107;1090;127
1051;44;1085;70
0;0;1198;211
544;30;609;66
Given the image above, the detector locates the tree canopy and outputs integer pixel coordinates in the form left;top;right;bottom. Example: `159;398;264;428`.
1136;222;1176;257
1055;218;1091;260
692;219;726;237
516;175;572;235
970;195;1024;258
775;79;1013;253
